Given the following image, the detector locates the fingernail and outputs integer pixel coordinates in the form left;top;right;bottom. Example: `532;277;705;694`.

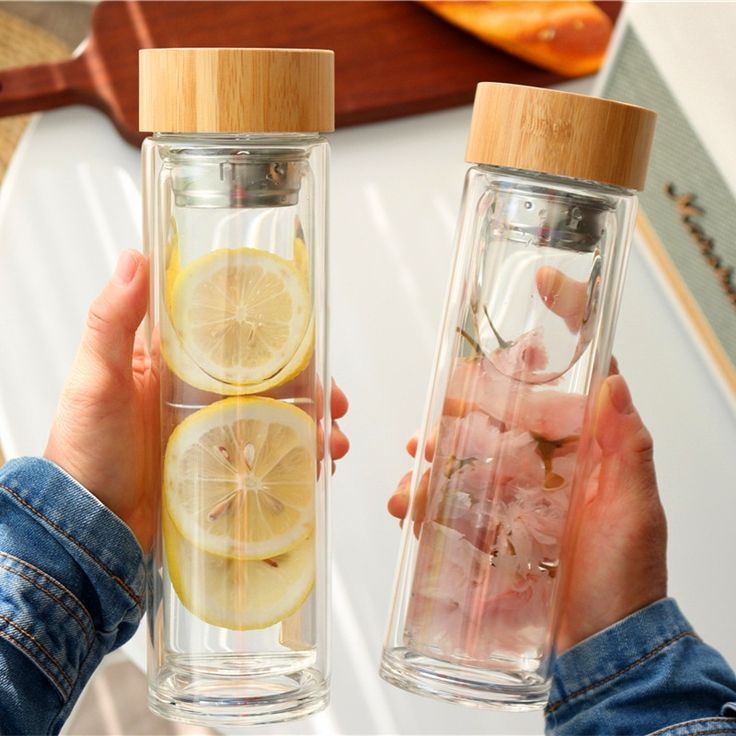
608;375;634;415
115;250;139;284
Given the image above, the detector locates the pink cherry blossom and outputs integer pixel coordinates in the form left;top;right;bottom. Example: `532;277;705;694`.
406;327;588;664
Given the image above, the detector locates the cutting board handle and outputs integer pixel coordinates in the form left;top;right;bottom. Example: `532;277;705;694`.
0;54;95;118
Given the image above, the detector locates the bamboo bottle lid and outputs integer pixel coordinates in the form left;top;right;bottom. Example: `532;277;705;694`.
466;83;656;191
139;48;334;134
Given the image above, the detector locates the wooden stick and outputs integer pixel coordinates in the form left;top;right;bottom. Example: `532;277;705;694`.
0;55;93;118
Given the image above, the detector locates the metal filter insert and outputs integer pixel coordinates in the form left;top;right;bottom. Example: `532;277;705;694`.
169;148;308;208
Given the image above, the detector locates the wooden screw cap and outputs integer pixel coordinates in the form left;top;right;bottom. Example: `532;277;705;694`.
139;48;334;134
466;83;656;191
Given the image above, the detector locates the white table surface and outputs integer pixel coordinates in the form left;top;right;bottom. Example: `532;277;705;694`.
1;8;735;733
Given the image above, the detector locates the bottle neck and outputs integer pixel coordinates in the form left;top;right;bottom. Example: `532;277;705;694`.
152;132;322;147
473;164;636;199
151;133;325;208
469;164;634;253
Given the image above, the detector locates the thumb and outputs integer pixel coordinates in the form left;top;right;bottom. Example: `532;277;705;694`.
594;374;657;499
78;250;149;380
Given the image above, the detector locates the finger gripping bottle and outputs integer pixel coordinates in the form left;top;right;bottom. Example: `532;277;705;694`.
140;48;334;726
381;83;656;709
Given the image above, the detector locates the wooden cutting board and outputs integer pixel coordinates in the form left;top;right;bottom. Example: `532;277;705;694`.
0;1;620;146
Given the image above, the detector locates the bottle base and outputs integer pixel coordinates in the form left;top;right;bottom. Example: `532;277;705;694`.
149;654;328;726
380;646;549;711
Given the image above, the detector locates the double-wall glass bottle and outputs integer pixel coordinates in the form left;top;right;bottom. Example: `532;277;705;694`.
140;48;334;726
381;83;656;709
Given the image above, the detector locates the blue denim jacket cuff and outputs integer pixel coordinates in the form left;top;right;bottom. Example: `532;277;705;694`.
547;598;697;714
0;457;145;700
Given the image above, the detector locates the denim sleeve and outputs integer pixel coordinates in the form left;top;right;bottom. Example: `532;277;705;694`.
546;598;736;735
0;457;145;735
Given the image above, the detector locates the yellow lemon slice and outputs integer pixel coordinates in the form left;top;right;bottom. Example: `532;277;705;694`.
293;236;309;284
164;511;314;630
172;248;310;386
164;397;315;560
161;307;314;396
163;218;181;317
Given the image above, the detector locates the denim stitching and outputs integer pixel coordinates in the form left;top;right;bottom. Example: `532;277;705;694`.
0;484;142;607
0;562;93;646
546;630;698;714
649;718;736;736
0;627;67;698
69;631;98;696
0;612;73;690
0;550;92;628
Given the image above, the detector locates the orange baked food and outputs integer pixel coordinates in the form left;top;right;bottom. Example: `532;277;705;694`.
422;1;613;77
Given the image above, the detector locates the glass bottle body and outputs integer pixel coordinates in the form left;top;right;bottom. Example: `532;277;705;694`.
381;165;637;709
143;133;330;726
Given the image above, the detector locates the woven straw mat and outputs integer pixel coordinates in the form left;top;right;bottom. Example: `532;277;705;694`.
0;9;70;181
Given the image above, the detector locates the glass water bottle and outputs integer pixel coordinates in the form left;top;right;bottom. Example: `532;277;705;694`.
140;48;334;726
381;83;656;709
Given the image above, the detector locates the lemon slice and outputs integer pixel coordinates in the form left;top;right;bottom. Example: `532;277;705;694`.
293;216;309;284
293;236;309;284
164;396;315;559
172;248;309;386
164;511;314;630
161;307;314;396
163;218;181;317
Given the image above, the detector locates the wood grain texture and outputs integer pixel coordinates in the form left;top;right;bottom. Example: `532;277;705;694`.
0;1;620;146
139;48;334;133
466;82;656;190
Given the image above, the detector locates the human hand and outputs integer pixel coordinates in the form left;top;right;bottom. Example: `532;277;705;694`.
536;266;669;650
388;369;667;653
44;250;158;550
388;265;668;654
554;369;667;651
45;250;349;551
